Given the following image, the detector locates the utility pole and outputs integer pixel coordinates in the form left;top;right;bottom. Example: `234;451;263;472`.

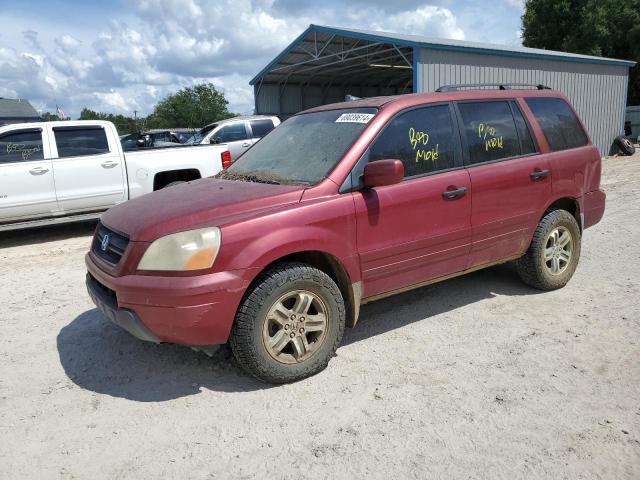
134;110;138;132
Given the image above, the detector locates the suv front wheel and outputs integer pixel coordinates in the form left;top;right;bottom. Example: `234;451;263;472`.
230;262;345;383
516;209;582;290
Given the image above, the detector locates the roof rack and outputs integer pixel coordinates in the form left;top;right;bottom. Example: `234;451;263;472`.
435;83;551;92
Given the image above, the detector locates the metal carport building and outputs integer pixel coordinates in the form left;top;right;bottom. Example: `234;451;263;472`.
251;25;636;155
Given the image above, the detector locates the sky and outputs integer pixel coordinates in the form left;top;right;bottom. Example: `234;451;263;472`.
0;0;525;119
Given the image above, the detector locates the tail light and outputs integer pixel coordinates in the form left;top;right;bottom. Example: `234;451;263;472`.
221;150;232;169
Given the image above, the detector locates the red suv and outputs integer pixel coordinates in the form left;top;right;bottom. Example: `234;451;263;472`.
86;85;606;383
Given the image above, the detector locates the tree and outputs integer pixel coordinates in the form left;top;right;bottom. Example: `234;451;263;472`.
147;82;235;129
79;108;138;134
41;112;61;121
522;0;640;105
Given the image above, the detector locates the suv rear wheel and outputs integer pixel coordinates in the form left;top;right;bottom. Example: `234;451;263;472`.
230;262;345;383
516;209;581;290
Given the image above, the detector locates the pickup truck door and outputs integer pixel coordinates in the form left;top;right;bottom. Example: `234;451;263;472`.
211;121;252;161
0;127;58;221
48;124;126;213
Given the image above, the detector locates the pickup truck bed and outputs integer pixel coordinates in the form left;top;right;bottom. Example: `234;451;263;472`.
0;120;228;230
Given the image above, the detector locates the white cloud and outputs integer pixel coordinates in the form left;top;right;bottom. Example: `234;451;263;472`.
372;6;465;40
1;0;470;119
55;34;82;53
95;90;139;112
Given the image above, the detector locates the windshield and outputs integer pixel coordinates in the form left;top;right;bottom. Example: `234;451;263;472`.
185;132;204;144
225;108;376;185
185;124;216;145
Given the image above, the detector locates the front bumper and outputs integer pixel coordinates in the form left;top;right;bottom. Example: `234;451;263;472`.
86;274;160;343
85;253;255;345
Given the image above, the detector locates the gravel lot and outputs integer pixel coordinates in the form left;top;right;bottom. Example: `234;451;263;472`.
1;155;639;479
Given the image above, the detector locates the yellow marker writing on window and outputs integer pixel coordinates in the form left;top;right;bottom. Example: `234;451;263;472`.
409;127;430;150
416;144;439;162
478;123;503;151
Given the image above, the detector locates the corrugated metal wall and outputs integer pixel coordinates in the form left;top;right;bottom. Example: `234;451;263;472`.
255;84;410;119
418;48;629;155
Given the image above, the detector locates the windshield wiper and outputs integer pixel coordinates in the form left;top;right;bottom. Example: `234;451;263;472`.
214;169;307;186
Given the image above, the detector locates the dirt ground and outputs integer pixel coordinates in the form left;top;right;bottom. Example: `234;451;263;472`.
1;154;639;479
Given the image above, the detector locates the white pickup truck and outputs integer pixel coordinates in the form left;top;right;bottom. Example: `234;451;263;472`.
0;120;229;231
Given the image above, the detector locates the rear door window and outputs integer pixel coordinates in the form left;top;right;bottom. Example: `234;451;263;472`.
0;129;44;163
249;119;275;138
525;97;588;151
53;127;110;158
369;104;457;178
214;122;249;142
457;101;521;165
511;102;537;155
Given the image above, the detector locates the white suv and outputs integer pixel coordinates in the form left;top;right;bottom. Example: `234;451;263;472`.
185;116;280;161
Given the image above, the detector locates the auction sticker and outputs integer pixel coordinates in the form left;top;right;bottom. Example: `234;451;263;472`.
335;113;375;124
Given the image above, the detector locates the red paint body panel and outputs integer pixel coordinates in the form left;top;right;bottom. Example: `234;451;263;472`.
85;88;606;347
583;190;606;228
353;170;472;298
101;177;305;242
86;253;255;345
467;155;551;268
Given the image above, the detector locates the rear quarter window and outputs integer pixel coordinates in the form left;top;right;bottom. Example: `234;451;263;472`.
525;97;588;151
53;127;110;157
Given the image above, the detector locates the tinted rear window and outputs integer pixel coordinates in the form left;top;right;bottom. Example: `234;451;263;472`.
54;127;110;157
457;101;521;164
525;97;588;151
250;119;275;138
511;102;537;155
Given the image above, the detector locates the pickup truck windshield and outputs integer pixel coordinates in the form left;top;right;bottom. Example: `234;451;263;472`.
225;108;377;185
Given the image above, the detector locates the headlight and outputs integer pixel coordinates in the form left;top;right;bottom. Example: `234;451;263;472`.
137;227;221;271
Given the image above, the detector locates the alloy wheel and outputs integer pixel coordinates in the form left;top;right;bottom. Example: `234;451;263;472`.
543;226;573;275
262;290;329;364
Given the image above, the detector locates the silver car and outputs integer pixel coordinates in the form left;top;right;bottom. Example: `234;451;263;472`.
185;116;280;161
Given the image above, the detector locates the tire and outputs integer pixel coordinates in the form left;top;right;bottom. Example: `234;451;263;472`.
163;181;186;188
230;262;345;383
516;209;581;290
614;135;635;156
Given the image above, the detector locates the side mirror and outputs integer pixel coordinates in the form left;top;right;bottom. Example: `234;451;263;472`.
136;138;145;147
362;159;404;188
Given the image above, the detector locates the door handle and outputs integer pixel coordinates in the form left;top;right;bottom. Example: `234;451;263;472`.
529;169;549;180
101;161;118;168
29;167;49;175
241;142;251;148
442;186;468;200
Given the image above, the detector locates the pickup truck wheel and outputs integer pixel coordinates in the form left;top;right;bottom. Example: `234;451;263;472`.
230;262;345;383
516;209;581;290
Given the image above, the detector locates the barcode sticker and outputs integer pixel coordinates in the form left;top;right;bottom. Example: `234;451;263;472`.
335;113;375;124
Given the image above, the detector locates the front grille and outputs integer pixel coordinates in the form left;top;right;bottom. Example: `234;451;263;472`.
92;223;129;265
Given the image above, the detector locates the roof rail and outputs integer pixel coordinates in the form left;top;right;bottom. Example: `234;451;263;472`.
435;83;551;92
